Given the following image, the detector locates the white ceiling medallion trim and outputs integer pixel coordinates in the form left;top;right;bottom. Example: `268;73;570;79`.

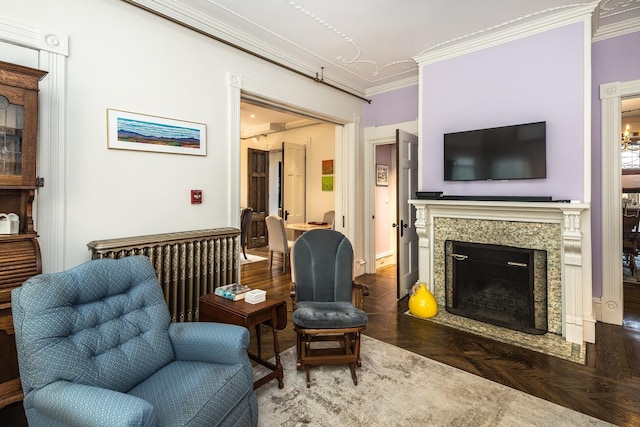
282;0;417;79
413;2;599;65
129;0;370;94
592;15;640;41
599;0;640;18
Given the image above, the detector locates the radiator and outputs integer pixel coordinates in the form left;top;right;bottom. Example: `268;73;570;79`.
87;228;239;322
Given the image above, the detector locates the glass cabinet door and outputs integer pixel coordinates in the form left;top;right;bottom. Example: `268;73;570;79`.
0;95;25;178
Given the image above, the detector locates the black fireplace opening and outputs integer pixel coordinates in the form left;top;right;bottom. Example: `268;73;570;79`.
445;240;547;335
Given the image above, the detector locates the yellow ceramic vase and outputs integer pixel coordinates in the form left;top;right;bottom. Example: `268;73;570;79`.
408;283;438;318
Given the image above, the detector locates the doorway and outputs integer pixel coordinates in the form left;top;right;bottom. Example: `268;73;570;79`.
600;79;640;326
364;121;419;299
620;95;640;324
239;100;338;246
374;144;397;271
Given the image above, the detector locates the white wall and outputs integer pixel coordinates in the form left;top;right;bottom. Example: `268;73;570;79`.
2;0;364;270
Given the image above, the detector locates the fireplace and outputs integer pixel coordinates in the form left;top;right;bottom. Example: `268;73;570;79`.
445;240;547;335
408;199;595;345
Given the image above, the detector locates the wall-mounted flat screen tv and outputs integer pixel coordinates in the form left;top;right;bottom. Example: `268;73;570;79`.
444;121;546;181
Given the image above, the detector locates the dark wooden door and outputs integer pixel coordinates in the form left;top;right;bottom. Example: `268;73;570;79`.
247;148;268;248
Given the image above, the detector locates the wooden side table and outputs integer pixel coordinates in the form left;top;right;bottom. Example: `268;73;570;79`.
199;294;287;389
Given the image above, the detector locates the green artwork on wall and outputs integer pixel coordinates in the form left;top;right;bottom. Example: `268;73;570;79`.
322;176;334;191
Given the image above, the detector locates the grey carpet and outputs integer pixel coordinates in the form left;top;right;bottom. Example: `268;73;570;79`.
254;335;612;427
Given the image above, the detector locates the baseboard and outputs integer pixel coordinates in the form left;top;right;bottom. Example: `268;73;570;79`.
593;297;602;322
375;252;395;270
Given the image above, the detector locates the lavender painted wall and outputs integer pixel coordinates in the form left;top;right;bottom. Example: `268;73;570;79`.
591;31;640;297
365;85;419;127
421;23;585;200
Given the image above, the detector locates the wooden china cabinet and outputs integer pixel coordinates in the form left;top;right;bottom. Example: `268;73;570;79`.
0;61;47;409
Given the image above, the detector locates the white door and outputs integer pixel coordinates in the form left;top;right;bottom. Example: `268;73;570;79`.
282;141;306;226
396;129;419;297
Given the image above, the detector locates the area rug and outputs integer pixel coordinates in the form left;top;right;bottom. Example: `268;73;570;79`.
254;335;611;426
240;253;268;264
405;310;586;365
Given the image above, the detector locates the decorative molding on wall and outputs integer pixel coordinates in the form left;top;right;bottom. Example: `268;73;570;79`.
413;2;598;65
0;17;68;56
600;78;640;326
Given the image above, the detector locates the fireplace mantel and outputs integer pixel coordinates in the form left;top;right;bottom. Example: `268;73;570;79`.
409;199;595;345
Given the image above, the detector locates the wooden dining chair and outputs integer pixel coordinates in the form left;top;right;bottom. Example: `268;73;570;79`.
623;211;640;279
265;215;294;273
240;207;253;260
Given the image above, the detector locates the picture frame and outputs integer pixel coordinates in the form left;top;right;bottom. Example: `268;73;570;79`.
322;176;334;192
322;159;334;175
107;109;207;156
376;164;389;186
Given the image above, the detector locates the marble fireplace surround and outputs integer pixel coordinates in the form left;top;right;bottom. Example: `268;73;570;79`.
409;199;595;345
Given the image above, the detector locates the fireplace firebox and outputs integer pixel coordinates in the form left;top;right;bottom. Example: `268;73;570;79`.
445;240;548;335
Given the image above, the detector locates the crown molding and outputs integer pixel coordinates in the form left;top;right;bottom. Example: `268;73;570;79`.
365;75;419;97
413;2;599;66
125;0;373;96
592;15;640;41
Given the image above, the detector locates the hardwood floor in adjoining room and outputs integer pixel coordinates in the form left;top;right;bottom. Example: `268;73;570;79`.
3;248;640;426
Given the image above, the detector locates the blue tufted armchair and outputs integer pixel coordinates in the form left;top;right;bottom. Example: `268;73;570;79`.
11;255;258;426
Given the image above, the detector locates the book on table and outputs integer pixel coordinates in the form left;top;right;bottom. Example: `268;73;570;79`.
215;283;251;301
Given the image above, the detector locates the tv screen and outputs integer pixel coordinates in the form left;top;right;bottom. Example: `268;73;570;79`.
444;121;546;181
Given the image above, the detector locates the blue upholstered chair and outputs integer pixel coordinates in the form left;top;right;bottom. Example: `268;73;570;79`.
12;255;258;426
290;229;369;388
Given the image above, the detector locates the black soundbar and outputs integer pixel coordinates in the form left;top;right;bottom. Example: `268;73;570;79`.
415;192;552;202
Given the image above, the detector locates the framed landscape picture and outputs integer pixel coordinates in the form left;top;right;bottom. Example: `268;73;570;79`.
107;109;207;156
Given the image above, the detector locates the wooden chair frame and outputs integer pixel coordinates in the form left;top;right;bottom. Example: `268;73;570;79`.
290;281;369;387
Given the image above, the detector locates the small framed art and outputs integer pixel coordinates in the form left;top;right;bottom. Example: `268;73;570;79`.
376;164;389;186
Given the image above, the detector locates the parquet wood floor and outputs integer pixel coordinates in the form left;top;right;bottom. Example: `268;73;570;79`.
3;249;640;426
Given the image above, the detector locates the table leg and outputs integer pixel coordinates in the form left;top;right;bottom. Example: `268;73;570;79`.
271;309;284;389
255;324;262;360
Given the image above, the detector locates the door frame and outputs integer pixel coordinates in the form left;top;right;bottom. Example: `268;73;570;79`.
364;120;418;275
600;78;640;325
228;74;360;261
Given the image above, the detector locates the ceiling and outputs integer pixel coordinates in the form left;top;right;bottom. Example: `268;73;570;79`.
129;0;639;95
125;0;640;132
